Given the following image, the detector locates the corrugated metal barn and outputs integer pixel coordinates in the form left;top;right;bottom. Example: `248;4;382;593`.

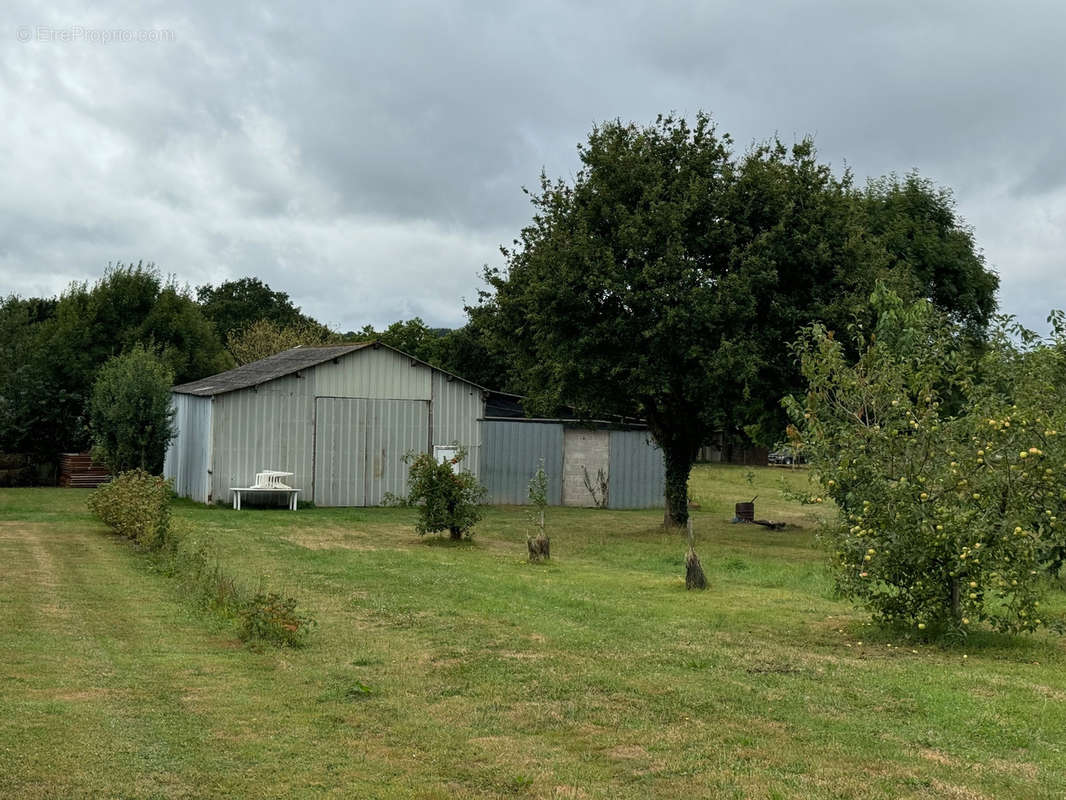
163;343;663;509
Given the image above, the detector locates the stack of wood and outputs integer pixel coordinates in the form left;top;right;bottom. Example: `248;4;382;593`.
58;453;111;488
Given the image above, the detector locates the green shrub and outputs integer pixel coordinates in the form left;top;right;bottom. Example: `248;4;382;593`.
405;447;486;540
88;469;172;549
89;345;175;474
239;592;315;647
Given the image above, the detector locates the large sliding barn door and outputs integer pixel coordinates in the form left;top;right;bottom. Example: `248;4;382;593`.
313;397;429;506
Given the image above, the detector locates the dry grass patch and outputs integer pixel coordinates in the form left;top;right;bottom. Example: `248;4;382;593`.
282;525;396;551
928;779;994;800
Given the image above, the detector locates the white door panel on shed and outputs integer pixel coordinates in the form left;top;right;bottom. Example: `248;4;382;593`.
313;397;429;506
562;428;610;507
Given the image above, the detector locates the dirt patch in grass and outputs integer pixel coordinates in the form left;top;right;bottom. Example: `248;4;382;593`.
546;787;592;800
497;650;546;661
1027;682;1066;702
987;758;1039;780
54;688;125;702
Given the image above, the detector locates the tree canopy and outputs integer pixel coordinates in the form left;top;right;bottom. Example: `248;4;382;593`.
197;277;316;340
789;287;1066;633
0;263;229;459
227;318;338;365
478;113;999;526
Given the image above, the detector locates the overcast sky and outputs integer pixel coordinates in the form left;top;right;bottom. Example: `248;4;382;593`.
2;1;1065;333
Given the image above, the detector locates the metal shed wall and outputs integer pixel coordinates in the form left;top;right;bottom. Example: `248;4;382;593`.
479;420;564;505
163;393;212;503
209;374;316;504
607;430;665;509
479;421;664;509
432;371;484;476
313;346;431;400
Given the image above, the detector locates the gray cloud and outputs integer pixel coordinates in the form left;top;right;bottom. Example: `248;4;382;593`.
2;0;1065;332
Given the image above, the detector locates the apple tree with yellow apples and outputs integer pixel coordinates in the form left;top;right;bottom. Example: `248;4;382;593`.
787;287;1066;635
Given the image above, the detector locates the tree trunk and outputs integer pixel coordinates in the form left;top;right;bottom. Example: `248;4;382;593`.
685;518;707;589
950;577;961;621
663;446;693;528
449;527;462;541
527;534;550;562
685;549;707;590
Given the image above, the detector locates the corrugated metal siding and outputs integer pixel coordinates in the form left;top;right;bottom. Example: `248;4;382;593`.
313;397;369;506
313;346;431;400
364;398;430;505
313;397;429;506
210;375;316;504
478;421;664;509
479;420;564;505
205;346;482;506
607;430;665;509
431;370;484;476
163;393;212;503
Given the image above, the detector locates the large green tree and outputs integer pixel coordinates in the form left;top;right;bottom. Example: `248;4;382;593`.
0;296;67;457
228;318;338;365
790;288;1066;634
197;277;316;340
485;115;753;526
435;306;517;391
481;114;998;527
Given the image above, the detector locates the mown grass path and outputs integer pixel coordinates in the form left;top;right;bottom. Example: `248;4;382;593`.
1;466;1065;799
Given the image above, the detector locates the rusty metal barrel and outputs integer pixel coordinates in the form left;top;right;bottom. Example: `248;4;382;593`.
735;501;755;522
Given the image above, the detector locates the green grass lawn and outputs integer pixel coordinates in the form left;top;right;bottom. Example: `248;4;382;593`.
1;464;1064;799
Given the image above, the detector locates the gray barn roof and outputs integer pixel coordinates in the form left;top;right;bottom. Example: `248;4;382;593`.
172;343;373;397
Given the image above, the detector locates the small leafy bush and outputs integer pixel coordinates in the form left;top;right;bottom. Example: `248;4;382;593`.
405;447;486;540
380;491;411;507
88;469;172;549
239;592;315;647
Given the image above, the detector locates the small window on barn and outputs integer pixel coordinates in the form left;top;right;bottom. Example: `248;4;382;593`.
433;445;460;472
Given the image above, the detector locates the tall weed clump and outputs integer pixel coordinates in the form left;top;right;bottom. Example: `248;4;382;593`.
88;469;172;549
168;522;316;648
